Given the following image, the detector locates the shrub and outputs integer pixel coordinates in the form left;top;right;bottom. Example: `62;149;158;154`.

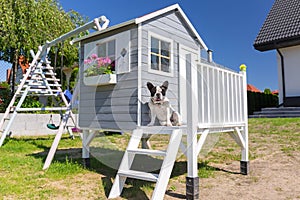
247;91;278;115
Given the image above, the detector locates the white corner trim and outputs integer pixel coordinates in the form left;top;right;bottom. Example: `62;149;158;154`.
135;4;179;24
137;24;142;126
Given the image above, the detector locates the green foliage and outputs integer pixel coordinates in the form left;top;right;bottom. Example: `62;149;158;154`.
0;0;88;82
0;82;11;112
13;96;43;111
264;88;272;94
247;91;278;115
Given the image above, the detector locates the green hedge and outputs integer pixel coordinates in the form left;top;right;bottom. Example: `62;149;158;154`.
247;91;278;115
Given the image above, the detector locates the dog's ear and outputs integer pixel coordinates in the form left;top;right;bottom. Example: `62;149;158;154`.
161;81;169;90
147;82;154;91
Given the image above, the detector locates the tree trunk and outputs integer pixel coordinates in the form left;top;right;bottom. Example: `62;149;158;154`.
11;49;19;95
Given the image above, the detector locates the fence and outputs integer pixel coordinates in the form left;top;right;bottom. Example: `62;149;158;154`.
197;62;247;128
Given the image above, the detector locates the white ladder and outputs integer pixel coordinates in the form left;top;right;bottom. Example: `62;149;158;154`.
108;128;183;200
0;46;74;147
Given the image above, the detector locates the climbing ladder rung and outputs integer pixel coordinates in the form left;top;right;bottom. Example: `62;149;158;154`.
17;107;68;112
36;66;54;70
20;89;60;93
24;84;62;88
118;170;159;182
127;149;167;157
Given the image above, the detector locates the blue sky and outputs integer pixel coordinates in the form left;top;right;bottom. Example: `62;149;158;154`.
60;0;276;91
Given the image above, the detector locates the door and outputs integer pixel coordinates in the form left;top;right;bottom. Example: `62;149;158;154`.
179;45;199;124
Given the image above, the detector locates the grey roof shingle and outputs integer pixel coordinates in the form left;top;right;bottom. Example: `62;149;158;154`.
254;0;300;51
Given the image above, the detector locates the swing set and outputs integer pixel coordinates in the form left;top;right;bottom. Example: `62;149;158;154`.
0;17;110;173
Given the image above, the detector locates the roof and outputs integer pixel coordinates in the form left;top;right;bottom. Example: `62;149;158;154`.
247;84;261;93
253;0;300;51
73;4;208;50
272;90;279;95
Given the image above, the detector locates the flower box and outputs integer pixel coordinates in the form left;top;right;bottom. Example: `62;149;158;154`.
83;74;117;86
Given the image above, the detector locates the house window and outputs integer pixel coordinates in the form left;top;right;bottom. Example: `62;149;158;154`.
149;33;173;75
97;40;116;71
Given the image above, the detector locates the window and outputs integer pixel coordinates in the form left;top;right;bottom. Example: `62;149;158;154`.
97;40;116;72
149;33;173;75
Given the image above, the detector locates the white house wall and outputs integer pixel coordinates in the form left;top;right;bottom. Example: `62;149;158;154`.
277;45;300;104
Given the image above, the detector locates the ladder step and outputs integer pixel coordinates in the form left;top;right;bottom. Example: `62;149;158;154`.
118;170;158;182
25;84;62;88
20;89;60;94
127;149;167;157
36;66;54;70
17;107;68;112
25;77;60;82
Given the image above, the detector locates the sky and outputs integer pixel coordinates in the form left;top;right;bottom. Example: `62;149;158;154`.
1;0;277;91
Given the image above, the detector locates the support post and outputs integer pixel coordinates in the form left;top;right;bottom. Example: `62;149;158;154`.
240;65;249;175
186;53;199;199
82;130;96;168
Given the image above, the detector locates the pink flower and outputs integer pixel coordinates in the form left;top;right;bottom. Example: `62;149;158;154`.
84;58;92;64
103;57;111;64
91;53;98;59
96;58;104;67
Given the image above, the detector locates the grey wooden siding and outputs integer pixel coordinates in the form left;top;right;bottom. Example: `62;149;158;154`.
140;11;200;126
79;28;139;131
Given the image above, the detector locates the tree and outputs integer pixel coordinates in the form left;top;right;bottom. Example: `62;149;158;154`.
0;0;87;91
264;88;272;95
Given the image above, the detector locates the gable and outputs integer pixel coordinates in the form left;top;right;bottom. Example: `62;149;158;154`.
73;4;208;51
141;10;201;50
254;0;300;51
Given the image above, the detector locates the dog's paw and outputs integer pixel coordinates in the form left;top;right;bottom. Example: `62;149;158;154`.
166;123;172;127
147;123;154;126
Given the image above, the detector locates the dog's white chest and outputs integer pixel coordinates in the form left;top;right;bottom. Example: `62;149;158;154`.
152;104;169;120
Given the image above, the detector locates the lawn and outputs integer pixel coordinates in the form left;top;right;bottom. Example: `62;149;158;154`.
0;118;299;199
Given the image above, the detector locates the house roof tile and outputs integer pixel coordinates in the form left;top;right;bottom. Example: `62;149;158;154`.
254;0;300;51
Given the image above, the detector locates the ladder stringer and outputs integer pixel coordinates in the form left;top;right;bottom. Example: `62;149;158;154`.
0;87;30;146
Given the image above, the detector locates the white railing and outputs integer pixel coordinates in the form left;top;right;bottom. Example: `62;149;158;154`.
197;62;247;128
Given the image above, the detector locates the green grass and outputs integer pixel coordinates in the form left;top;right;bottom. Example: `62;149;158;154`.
0;118;299;199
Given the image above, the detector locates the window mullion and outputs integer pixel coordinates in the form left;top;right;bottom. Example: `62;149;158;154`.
159;40;162;71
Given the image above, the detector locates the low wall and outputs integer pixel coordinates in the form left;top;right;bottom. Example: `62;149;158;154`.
0;113;76;137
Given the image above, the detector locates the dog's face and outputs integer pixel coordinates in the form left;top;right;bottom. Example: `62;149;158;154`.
147;81;169;104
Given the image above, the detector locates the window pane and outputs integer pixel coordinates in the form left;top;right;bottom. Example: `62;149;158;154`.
161;57;170;72
110;56;116;71
108;40;115;57
161;41;170;57
98;44;106;57
151;54;159;70
151;37;159;54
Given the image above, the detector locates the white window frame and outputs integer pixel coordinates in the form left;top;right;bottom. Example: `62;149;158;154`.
96;39;116;63
148;32;174;77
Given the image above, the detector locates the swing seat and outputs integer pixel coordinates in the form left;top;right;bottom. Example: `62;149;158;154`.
47;123;59;130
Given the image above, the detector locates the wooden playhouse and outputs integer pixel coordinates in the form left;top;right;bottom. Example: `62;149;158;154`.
46;4;249;200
